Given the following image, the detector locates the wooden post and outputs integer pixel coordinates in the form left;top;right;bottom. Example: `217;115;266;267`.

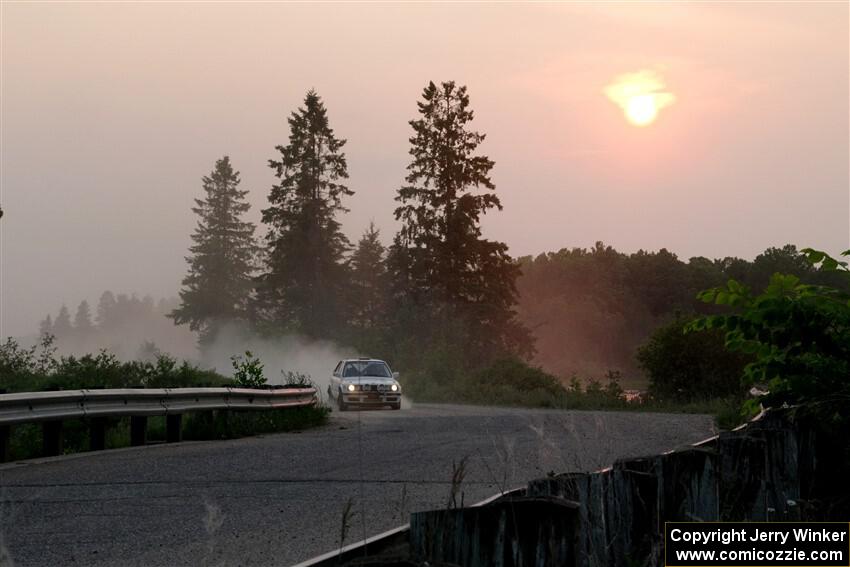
410;496;580;566
0;425;10;463
43;420;63;457
90;418;107;451
130;416;147;446
166;414;182;443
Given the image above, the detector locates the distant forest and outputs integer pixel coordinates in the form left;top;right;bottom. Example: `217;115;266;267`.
35;244;842;388
27;83;849;389
37;293;196;362
516;243;847;386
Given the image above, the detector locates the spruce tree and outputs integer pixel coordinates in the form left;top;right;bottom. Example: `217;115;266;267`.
350;222;388;332
52;305;72;338
259;90;353;339
96;291;117;330
73;300;94;335
170;156;259;346
390;81;532;360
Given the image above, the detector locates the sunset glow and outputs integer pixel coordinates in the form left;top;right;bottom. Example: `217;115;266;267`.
605;70;676;126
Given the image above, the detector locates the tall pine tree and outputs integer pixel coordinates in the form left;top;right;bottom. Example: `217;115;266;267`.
73;300;94;335
170;156;259;346
258;90;353;339
350;222;388;332
390;81;532;361
96;291;117;330
52;305;72;338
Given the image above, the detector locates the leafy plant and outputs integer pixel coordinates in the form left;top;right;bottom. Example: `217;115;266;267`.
687;248;850;413
0;333;58;379
280;370;313;388
603;370;625;399
230;350;266;388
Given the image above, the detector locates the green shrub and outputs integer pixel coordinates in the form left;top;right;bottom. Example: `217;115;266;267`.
689;248;850;413
230;351;266;388
0;337;230;393
637;315;750;403
281;370;313;388
472;358;565;397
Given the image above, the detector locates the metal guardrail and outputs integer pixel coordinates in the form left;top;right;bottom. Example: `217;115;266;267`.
0;387;317;461
0;387;317;425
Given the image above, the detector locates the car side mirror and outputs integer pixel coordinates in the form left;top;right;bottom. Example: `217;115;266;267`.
392;372;400;380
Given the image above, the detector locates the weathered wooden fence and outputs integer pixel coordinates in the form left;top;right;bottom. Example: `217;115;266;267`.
404;409;836;567
299;408;843;567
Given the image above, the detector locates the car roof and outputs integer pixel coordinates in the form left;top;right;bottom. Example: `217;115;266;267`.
343;358;387;364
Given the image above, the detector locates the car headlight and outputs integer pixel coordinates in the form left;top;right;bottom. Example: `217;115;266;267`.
391;384;399;392
347;384;356;392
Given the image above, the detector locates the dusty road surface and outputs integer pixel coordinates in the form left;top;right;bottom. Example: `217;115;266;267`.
0;404;715;566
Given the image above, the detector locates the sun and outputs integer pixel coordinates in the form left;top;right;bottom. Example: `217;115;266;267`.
604;70;675;127
625;94;658;126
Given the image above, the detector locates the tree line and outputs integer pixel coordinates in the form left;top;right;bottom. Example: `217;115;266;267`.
516;242;848;387
32;82;847;397
166;83;530;386
37;292;195;361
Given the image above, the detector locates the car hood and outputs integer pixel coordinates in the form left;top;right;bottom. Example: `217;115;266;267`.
341;376;397;385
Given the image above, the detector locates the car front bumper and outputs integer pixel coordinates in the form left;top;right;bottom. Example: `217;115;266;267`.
342;393;401;405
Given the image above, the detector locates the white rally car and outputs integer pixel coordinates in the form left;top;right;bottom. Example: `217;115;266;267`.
328;358;402;411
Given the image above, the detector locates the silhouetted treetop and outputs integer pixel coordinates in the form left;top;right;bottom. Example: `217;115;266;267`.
258;90;353;339
170;155;259;346
390;80;532;362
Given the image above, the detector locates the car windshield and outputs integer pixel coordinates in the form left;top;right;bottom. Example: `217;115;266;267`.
343;361;391;378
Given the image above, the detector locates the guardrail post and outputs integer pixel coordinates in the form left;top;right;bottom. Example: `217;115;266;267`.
130;416;147;446
43;420;63;457
90;418;107;451
218;409;230;437
166;414;182;443
0;425;10;463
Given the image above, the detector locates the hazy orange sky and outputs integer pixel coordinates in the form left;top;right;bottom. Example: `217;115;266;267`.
1;2;848;337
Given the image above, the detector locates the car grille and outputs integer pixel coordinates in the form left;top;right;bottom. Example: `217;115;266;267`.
353;384;392;392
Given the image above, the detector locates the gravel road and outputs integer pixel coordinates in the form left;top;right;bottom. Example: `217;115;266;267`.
0;404;716;566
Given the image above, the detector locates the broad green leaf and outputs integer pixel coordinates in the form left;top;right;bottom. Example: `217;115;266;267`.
801;248;825;263
697;289;716;303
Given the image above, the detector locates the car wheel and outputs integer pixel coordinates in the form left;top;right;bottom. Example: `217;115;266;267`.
391;402;401;410
337;391;347;412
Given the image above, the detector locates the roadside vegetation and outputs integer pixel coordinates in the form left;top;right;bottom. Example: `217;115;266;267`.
0;339;329;461
688;248;850;518
402;355;742;426
397;247;848;432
